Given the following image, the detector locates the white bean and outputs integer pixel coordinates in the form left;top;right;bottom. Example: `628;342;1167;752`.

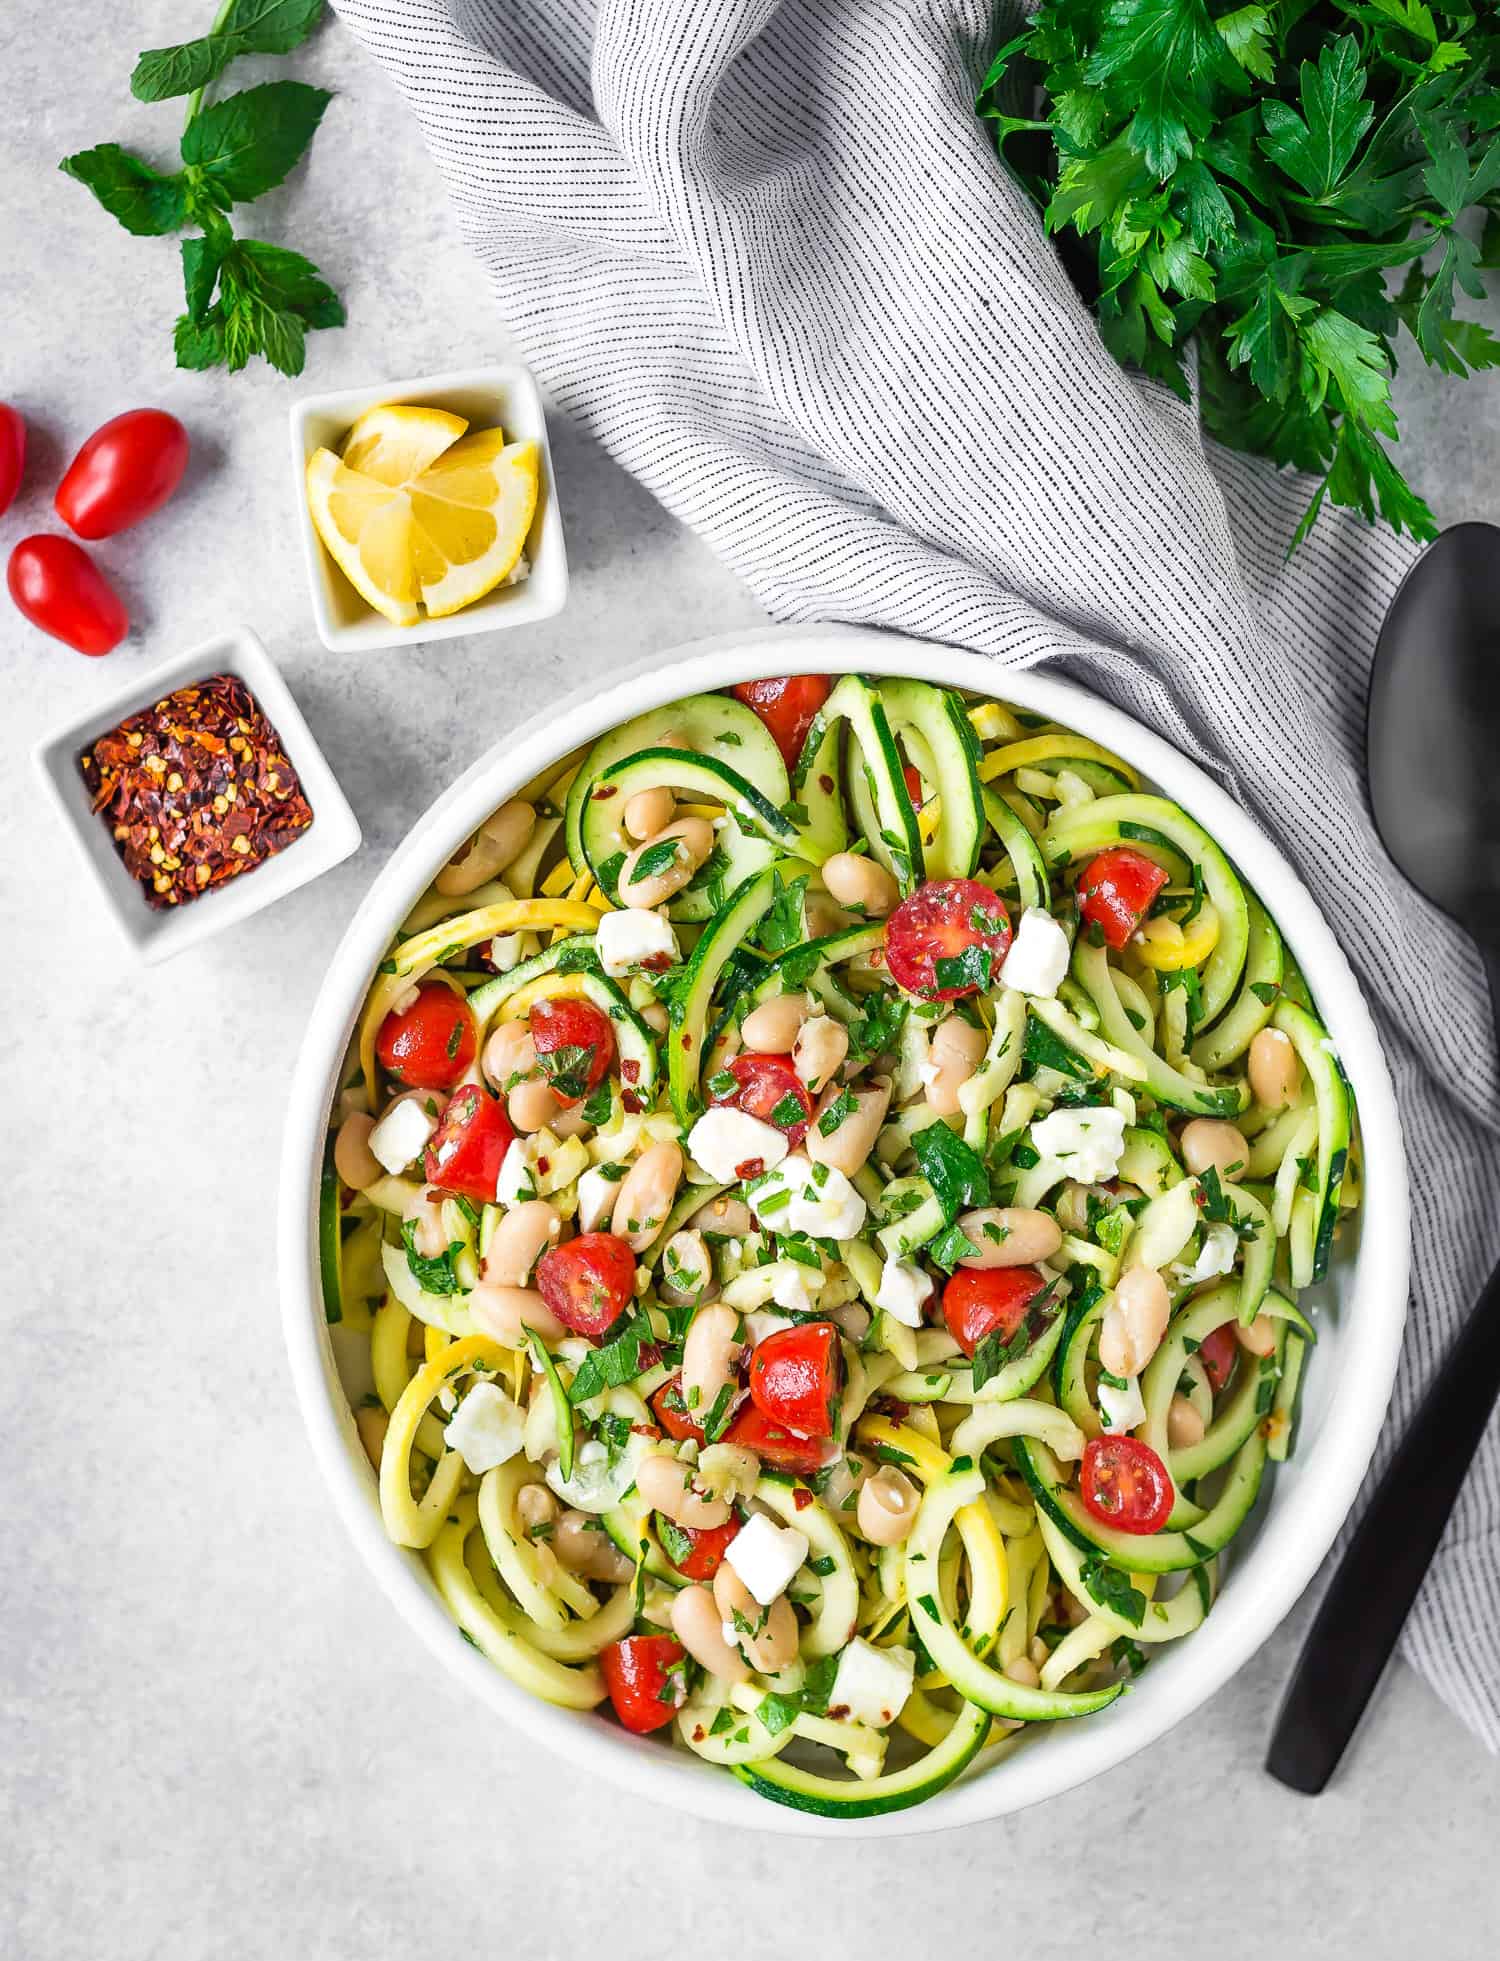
805;1077;891;1177
334;1112;382;1191
671;1584;751;1683
1236;1313;1278;1358
681;1303;741;1416
554;1509;634;1582
956;1206;1062;1269
1167;1395;1206;1449
482;1199;561;1288
793;1014;849;1095
635;1451;731;1530
611;1141;683;1252
468;1282;566;1345
690;1193;754;1237
508;1080;561;1134
482;1021;536;1094
821;851;899;916
436;801;535;896
712;1564;799;1671
1098;1267;1171;1377
1248;1028;1302;1110
924;1014;988;1117
660;1228;714;1306
617;818;714;909
401;1187;448;1259
741;992;809;1054
857;1466;920;1546
1181;1118;1249;1180
623;786;675;842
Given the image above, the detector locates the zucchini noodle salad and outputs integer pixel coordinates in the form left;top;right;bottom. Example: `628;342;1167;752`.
322;671;1359;1818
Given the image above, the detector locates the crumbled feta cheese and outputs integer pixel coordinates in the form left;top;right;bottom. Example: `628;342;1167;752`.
744;1309;794;1347
874;1257;933;1329
829;1638;916;1729
1030;1104;1127;1183
770;1263;816;1314
723;1511;810;1605
748;1151;867;1240
1182;1221;1238;1284
1097;1372;1146;1433
575;1164;617;1233
1000;908;1071;999
496;1138;538;1207
368;1096;438;1173
687;1107;790;1183
443;1382;525;1473
596;906;678;978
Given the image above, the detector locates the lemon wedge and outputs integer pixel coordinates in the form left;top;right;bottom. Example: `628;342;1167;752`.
306;412;541;628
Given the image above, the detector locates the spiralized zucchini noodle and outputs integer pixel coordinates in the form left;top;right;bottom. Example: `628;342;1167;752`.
322;673;1359;1818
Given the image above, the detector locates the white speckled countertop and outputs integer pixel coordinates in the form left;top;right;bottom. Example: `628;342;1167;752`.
4;8;1499;1956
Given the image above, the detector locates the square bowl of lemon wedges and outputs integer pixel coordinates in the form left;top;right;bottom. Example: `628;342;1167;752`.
291;364;567;651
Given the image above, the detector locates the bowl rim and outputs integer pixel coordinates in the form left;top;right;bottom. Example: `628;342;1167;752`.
277;623;1409;1836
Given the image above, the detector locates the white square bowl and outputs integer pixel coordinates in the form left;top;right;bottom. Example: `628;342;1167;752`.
289;362;568;652
33;626;361;965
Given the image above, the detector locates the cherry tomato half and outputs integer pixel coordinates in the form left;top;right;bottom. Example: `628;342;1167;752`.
942;1265;1047;1358
0;403;25;517
1199;1322;1239;1396
535;1232;636;1343
7;535;127;656
732;674;832;772
726;1400;833;1476
600;1634;686;1734
424;1084;515;1205
529;996;615;1106
748;1321;843;1439
54;409;189;540
710;1052;814;1148
902;762;923;805
1075;847;1169;952
375;982;477;1090
656;1511;740;1582
1079;1435;1174;1535
649;1373;705;1443
885;878;1013;1000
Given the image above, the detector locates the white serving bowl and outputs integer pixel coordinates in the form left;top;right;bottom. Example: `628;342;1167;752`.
278;624;1409;1836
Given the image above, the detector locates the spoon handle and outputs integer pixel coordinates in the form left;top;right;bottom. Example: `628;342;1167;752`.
1265;1249;1500;1792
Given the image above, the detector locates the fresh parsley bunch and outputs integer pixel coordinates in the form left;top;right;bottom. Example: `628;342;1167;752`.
980;1;1500;544
61;0;343;377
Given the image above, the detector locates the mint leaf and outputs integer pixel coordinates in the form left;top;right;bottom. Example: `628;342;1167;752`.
60;144;186;235
132;0;325;103
181;80;331;205
181;235;226;320
910;1123;988;1221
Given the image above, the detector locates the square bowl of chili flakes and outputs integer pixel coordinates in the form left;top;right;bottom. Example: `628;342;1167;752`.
34;626;360;964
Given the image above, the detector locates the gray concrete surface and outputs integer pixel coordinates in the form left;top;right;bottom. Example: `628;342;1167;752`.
4;7;1499;1957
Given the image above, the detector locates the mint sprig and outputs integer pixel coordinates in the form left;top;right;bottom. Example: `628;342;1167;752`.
60;0;341;377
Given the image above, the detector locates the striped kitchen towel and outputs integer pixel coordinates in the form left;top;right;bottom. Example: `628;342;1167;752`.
331;0;1500;1750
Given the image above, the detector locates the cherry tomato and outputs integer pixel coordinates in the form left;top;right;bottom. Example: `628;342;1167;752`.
726;1400;833;1475
54;409;189;540
423;1084;515;1205
535;1232;636;1343
649;1373;705;1443
1080;1435;1174;1535
942;1265;1047;1358
1199;1322;1239;1396
0;403;25;516
7;535;127;656
375;982;477;1090
902;763;923;805
732;674;832;771
1075;847;1169;952
657;1512;740;1581
529;995;615;1106
599;1634;686;1734
748;1321;843;1438
709;1052;814;1148
885;878;1013;1000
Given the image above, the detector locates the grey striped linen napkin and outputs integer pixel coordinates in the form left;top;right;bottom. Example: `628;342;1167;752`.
331;0;1500;1750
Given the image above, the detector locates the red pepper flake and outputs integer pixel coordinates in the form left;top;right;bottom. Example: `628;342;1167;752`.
734;1157;764;1179
77;673;312;912
792;1487;813;1510
592;785;619;801
622;1090;644;1113
621;1058;641;1083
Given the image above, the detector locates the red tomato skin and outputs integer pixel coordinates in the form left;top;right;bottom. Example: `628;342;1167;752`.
660;1514;740;1581
885;878;1013;1000
748;1321;843;1438
1199;1323;1239;1395
1080;1435;1174;1535
732;674;832;772
529;996;615;1106
0;403;25;516
942;1265;1046;1358
726;1399;834;1475
6;535;127;656
649;1374;705;1443
54;409;189;540
902;763;923;804
423;1084;515;1204
710;1052;814;1147
600;1635;685;1734
1075;848;1169;952
375;983;477;1090
535;1232;637;1343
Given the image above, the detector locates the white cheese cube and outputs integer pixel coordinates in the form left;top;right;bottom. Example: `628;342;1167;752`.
829;1637;916;1729
744;1309;795;1347
596;907;679;978
1030;1104;1127;1184
443;1382;525;1473
749;1152;867;1240
769;1263;816;1314
723;1511;809;1605
575;1164;618;1233
369;1096;439;1173
1186;1221;1238;1283
496;1138;538;1208
687;1107;790;1183
874;1257;933;1329
1097;1372;1146;1434
999;908;1071;999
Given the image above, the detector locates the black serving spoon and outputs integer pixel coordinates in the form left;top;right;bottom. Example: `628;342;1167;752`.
1266;521;1500;1793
